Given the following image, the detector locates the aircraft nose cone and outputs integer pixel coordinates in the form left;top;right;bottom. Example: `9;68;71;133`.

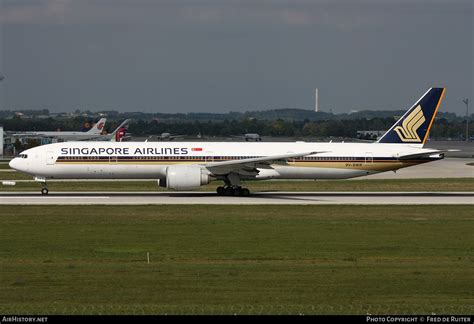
9;157;27;172
8;158;18;170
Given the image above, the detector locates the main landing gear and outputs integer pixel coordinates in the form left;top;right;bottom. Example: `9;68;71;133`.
216;186;250;197
216;173;250;196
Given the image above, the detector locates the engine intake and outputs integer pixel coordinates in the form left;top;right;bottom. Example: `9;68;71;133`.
165;165;210;190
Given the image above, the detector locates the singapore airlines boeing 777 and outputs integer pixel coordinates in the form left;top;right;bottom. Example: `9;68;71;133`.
10;88;448;196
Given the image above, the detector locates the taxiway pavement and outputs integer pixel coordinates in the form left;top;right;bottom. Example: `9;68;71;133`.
357;158;473;179
0;191;472;205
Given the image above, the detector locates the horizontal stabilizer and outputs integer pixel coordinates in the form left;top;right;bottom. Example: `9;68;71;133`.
396;149;459;160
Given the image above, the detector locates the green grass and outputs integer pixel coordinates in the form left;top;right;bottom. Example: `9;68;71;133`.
0;178;473;192
0;171;32;180
0;163;12;170
0;205;472;315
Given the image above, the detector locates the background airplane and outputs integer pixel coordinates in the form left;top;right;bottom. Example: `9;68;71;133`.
145;133;186;141
104;119;132;142
230;133;262;141
8;118;107;141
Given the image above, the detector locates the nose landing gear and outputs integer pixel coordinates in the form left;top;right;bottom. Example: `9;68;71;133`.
34;176;49;195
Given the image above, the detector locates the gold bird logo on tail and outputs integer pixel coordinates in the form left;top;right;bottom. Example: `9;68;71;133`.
394;105;425;142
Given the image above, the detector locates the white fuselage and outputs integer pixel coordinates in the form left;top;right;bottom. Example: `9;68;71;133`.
9;141;441;181
9;131;105;141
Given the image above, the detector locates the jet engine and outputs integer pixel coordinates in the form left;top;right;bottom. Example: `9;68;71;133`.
164;165;210;190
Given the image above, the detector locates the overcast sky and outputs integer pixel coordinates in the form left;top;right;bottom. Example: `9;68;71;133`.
0;0;472;114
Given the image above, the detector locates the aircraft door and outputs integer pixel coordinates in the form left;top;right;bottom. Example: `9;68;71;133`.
205;151;214;163
46;151;55;165
365;152;374;164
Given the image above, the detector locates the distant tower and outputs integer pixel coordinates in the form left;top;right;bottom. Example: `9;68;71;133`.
0;126;3;156
314;88;319;112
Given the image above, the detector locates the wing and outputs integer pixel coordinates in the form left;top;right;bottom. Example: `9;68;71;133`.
204;151;328;175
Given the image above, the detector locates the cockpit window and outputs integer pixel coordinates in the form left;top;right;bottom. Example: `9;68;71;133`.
18;154;28;159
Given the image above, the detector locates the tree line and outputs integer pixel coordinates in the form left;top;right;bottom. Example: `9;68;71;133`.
1;116;472;140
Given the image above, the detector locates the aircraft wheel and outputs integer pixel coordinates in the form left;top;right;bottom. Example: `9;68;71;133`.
216;186;225;196
241;188;250;197
224;187;234;196
233;188;242;196
41;188;49;196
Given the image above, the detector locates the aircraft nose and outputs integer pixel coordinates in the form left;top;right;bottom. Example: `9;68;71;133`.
8;158;19;170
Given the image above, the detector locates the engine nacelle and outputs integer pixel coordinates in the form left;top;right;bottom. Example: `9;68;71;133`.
165;165;210;190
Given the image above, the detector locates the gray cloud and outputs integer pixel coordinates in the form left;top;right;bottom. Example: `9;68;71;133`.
0;0;472;114
2;0;461;29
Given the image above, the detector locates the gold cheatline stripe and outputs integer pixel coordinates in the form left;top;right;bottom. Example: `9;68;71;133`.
55;160;426;171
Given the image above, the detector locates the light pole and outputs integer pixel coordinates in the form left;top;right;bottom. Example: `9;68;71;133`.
463;98;469;141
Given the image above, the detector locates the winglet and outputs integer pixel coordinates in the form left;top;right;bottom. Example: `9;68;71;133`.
377;88;445;145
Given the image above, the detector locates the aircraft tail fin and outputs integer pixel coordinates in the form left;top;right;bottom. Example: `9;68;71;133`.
87;118;107;134
110;119;131;142
377;88;445;145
